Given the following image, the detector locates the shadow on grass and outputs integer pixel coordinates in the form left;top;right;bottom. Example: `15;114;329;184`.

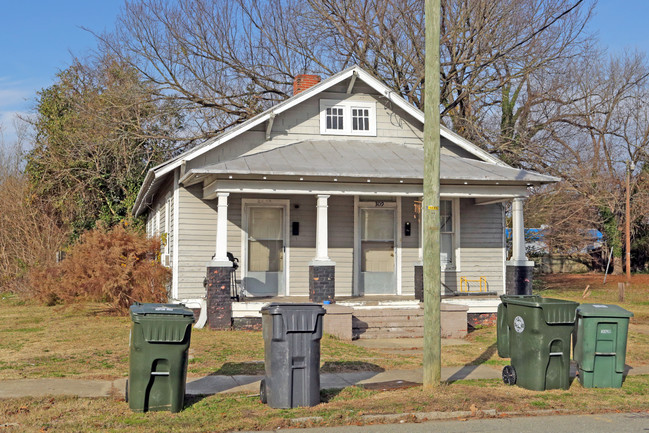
446;342;497;384
209;361;265;376
321;361;384;373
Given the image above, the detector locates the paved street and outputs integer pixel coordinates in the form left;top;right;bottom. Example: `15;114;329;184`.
246;412;649;433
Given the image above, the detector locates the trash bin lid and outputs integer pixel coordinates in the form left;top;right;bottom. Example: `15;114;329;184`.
130;303;195;317
500;295;578;324
577;303;634;318
261;302;326;315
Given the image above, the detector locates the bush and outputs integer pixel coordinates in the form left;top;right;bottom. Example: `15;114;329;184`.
29;223;169;314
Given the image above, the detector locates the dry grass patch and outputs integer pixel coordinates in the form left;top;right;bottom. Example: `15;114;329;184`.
2;376;648;433
538;273;649;365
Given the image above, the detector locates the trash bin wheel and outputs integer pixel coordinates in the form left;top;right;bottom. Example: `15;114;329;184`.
502;365;517;385
260;379;267;404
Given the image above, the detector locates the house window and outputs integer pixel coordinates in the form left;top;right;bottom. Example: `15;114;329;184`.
320;99;376;136
440;199;455;269
164;195;172;256
352;107;370;131
326;107;344;130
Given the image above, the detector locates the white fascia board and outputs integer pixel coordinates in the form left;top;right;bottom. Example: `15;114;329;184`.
204;179;529;199
353;68;505;166
156;68;360;179
133;169;157;216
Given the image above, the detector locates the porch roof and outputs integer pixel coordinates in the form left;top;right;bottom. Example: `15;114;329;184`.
185;140;558;185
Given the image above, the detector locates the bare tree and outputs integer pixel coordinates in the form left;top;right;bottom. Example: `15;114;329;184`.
0;135;67;293
95;0;592;145
522;51;649;271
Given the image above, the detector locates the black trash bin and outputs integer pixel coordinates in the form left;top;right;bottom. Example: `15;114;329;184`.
260;303;326;409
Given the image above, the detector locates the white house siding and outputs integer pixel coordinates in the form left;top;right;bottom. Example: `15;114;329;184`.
176;183;218;299
168;193;174;264
458;199;505;294
400;196;420;295
328;195;355;296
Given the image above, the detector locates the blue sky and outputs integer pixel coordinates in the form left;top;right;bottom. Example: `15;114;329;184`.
1;0;648;146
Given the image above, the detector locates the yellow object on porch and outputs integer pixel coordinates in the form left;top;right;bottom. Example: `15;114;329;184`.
460;276;488;293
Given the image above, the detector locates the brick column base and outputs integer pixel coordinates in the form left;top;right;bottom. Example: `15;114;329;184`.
309;265;335;303
206;266;233;330
414;265;423;302
505;263;534;295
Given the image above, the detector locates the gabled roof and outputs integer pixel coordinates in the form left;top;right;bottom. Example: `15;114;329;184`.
133;65;529;215
182;140;558;184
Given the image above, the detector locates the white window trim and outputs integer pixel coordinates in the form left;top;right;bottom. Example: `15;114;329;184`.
354;197;400;296
418;197;461;272
442;198;461;272
241;198;291;296
164;193;172;256
319;99;377;136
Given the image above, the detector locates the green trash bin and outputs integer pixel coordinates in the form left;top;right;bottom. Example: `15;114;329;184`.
498;295;578;391
128;303;195;413
574;303;633;388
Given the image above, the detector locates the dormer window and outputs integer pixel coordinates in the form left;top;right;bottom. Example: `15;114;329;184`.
320;99;376;136
326;107;344;130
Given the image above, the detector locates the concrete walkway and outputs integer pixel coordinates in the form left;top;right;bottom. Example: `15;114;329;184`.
2;364;648;399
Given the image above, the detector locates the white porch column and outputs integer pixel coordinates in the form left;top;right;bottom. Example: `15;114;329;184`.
506;197;534;295
209;192;233;267
313;194;332;263
511;197;527;263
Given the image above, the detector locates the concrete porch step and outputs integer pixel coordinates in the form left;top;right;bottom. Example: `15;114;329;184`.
352;304;469;340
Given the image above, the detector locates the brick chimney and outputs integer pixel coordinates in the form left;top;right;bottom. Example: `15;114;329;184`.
293;74;321;95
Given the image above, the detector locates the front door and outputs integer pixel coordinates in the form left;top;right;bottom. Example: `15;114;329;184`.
243;204;286;296
359;207;396;294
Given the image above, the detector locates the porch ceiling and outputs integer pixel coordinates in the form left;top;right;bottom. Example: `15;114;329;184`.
184;140;558;185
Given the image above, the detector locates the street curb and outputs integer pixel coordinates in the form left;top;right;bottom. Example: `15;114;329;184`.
289;408;581;425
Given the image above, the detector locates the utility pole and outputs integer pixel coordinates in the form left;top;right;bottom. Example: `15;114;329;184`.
423;0;441;389
625;160;634;286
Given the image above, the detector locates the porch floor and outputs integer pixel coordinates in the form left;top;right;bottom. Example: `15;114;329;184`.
235;294;500;306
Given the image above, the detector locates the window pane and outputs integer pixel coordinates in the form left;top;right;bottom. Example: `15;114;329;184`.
249;240;283;272
441;233;453;265
361;241;394;272
352;106;370;131
440;200;453;232
361;209;394;240
249;207;282;239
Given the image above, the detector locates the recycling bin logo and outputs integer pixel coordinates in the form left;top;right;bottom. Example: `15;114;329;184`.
514;316;525;333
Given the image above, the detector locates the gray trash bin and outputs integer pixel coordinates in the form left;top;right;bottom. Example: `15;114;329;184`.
260;303;326;408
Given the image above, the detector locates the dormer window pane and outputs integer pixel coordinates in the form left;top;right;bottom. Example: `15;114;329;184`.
326;107;344;130
352;108;370;131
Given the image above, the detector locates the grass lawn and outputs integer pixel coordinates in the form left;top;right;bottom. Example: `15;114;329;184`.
1;272;648;431
0;293;499;380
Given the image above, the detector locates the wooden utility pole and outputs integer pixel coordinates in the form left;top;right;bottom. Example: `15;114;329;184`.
423;0;441;389
625;160;633;286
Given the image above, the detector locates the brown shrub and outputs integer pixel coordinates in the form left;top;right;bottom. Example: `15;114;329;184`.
29;223;169;314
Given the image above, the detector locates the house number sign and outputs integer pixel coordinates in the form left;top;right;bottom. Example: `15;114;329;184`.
375;201;384;207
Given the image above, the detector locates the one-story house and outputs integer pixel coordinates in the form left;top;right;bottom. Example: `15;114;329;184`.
133;65;558;330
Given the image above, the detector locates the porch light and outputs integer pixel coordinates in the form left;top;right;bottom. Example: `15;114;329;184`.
263;176;267;180
367;179;371;182
229;175;233;179
334;178;338;182
300;177;304;181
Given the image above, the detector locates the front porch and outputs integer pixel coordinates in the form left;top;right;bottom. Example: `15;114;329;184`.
222;294;500;340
